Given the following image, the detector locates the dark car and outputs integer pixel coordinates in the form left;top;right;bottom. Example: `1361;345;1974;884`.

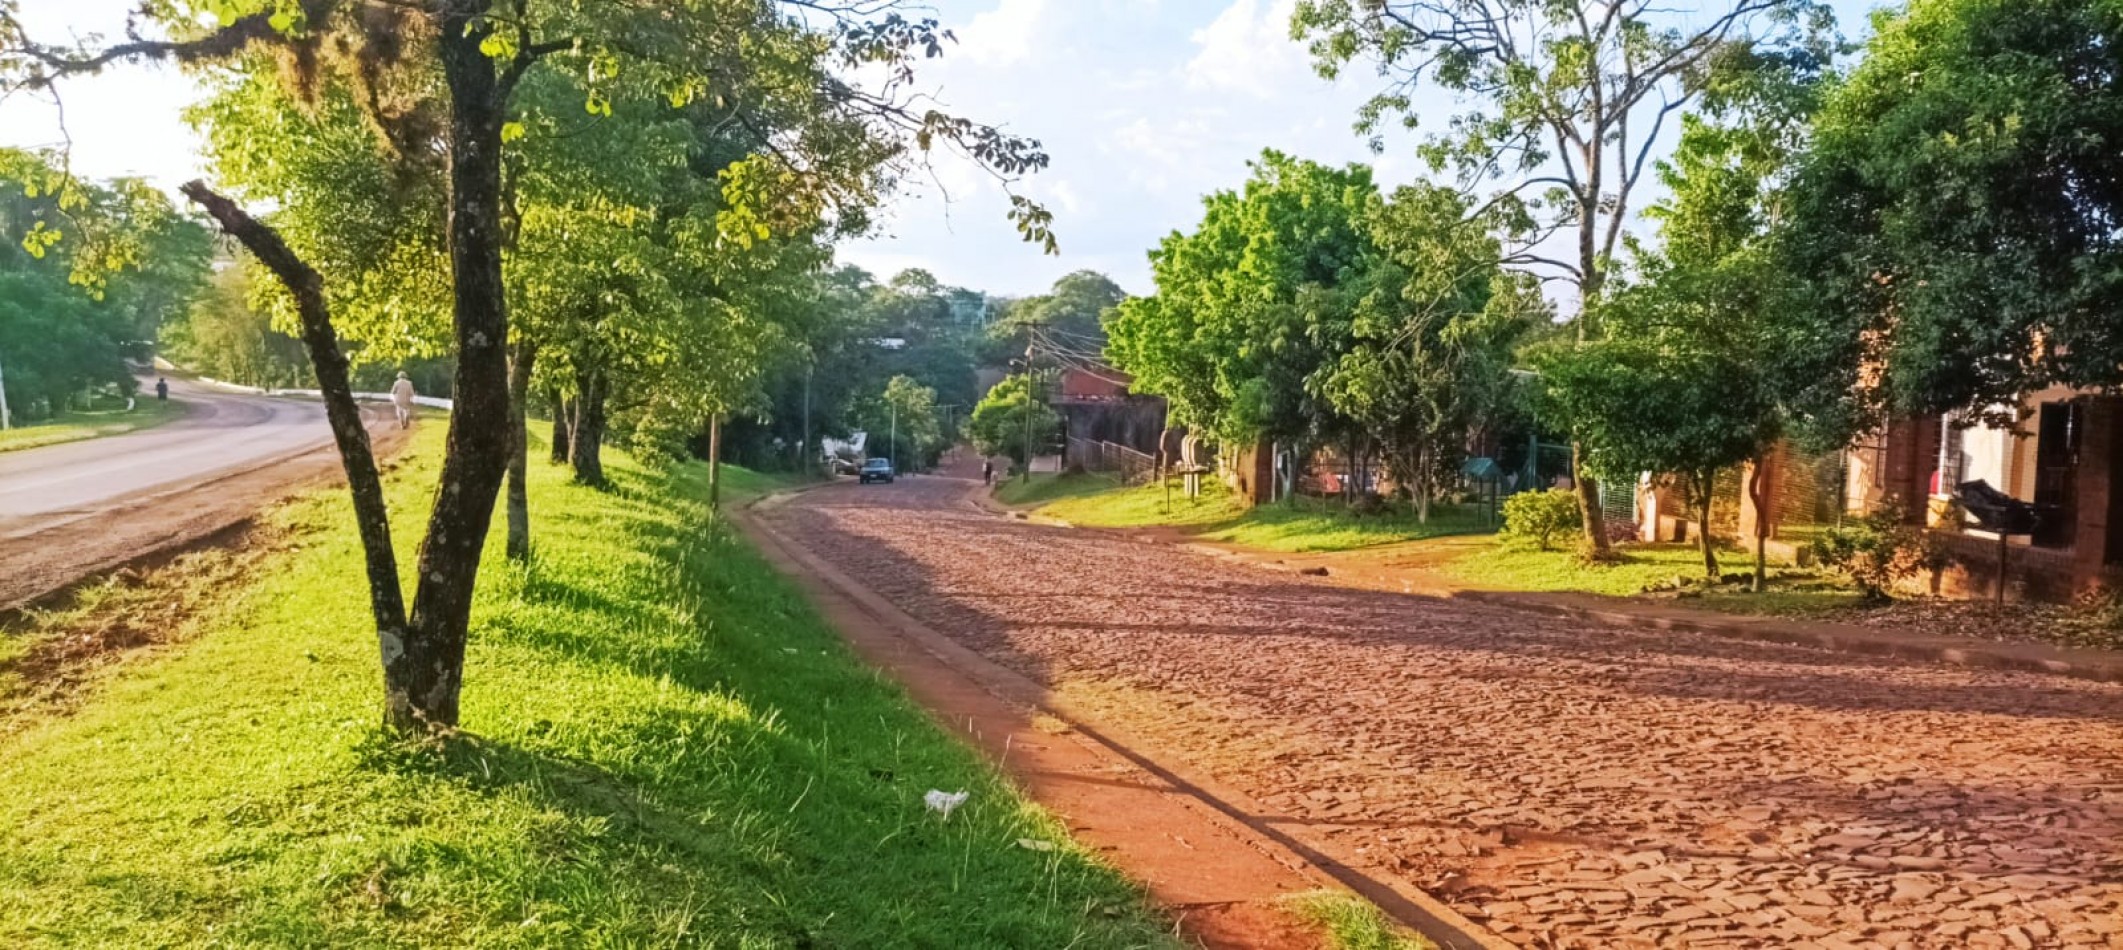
858;457;895;484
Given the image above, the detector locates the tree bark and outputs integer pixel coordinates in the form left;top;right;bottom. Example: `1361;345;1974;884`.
1575;187;1615;557
179;181;409;695
570;365;607;487
391;9;516;733
1575;446;1612;556
1698;470;1721;581
549;392;570;463
1747;456;1771;593
505;337;538;562
708;414;723;510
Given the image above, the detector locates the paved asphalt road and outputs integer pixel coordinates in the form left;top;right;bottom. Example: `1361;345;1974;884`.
0;376;329;534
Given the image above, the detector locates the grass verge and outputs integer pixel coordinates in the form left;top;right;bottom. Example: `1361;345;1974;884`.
1286;891;1433;950
992;471;1121;507
1438;542;1739;596
0;427;1173;947
1034;477;1493;554
0;398;187;453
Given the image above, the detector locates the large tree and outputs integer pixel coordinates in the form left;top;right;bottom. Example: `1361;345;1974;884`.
1779;0;2123;433
1107;150;1375;450
987;269;1125;364
1319;184;1540;521
2;0;1051;733
1293;0;1834;553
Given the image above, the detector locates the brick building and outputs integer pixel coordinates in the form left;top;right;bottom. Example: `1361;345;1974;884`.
1641;387;2123;602
1050;364;1167;483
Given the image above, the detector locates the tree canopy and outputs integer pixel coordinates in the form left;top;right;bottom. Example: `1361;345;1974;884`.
1109;150;1533;515
0;148;211;420
1778;0;2123;431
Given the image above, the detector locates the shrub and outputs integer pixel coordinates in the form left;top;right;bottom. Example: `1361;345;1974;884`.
1811;504;1948;600
1500;489;1581;551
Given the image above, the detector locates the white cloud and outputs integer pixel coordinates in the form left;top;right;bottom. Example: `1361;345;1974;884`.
1184;0;1309;98
1047;178;1083;215
958;0;1054;67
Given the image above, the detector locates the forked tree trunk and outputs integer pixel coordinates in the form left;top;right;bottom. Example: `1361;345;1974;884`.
180;183;409;670
570;366;607;487
391;10;517;732
505;337;538;561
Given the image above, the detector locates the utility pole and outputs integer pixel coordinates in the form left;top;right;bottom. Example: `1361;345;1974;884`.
1022;374;1034;485
0;351;11;431
801;365;812;474
889;401;897;468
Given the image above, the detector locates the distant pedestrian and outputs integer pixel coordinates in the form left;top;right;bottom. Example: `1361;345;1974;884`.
154;378;168;402
982;459;994;485
390;371;416;429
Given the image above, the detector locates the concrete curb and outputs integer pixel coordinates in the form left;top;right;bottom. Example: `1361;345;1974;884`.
741;483;1516;950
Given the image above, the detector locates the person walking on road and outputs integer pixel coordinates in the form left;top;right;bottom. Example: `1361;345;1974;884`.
982;458;994;486
154;378;168;402
390;371;417;429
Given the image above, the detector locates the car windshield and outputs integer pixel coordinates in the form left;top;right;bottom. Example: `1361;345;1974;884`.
864;460;890;469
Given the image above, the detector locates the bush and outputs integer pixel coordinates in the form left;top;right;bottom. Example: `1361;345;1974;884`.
1500;489;1581;551
1811;504;1948;600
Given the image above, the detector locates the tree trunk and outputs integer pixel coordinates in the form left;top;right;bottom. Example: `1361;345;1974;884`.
549;392;570;463
179;182;410;681
1575;446;1612;556
1574;186;1615;557
570;366;607;487
708;414;723;510
1698;470;1721;581
1414;445;1432;524
505;337;538;562
1747;457;1770;593
392;11;516;733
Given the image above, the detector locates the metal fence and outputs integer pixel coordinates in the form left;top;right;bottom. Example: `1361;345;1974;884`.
1067;437;1158;484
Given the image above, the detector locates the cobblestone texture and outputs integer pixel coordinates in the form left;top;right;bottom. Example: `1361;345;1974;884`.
766;480;2123;949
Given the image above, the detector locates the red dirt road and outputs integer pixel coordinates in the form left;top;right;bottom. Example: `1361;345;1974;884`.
763;477;2123;950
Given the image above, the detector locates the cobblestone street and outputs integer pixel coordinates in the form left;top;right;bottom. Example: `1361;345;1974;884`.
764;478;2123;949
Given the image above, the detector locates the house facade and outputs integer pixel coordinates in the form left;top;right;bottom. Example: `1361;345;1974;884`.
1638;386;2123;602
1846;388;2121;601
1049;364;1167;483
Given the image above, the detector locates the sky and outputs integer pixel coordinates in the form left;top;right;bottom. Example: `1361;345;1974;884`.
1;0;1886;299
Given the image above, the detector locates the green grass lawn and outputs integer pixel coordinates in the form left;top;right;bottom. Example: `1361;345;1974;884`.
1435;539;1876;618
1438;542;1728;595
0;429;1173;947
1033;477;1493;553
0;398;187;453
991;471;1122;507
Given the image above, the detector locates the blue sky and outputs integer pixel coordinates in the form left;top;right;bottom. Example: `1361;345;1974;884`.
2;0;1885;298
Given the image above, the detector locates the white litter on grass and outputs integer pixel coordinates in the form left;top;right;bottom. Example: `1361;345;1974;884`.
1015;838;1056;852
923;789;969;819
